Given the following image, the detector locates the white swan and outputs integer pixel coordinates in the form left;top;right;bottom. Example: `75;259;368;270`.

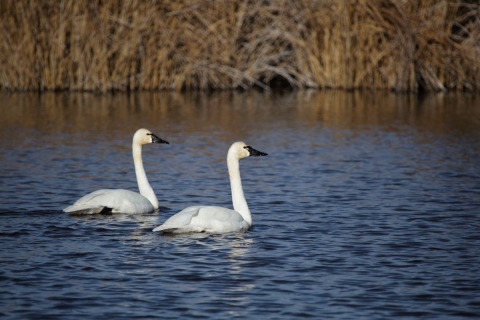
153;141;267;234
63;128;169;214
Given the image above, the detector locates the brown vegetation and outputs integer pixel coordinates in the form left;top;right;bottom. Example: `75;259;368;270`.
0;0;479;92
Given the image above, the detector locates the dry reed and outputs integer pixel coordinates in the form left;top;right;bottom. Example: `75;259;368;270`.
0;0;479;92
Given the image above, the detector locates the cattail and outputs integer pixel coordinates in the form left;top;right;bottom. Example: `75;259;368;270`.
0;0;478;92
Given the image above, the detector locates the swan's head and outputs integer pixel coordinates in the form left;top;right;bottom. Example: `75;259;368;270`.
134;128;169;145
228;141;268;160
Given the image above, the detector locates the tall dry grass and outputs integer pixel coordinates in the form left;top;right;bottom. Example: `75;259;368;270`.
0;0;479;92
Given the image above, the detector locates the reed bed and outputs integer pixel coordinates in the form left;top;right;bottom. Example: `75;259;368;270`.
0;0;479;92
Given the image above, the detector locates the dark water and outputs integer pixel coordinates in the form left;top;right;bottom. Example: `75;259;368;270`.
1;91;480;319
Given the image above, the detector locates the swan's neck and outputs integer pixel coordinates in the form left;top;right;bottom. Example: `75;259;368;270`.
133;143;158;209
227;156;252;226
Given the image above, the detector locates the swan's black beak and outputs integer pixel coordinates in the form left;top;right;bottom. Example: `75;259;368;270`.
246;146;268;157
150;134;169;144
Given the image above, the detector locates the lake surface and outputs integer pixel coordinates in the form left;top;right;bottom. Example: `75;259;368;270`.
1;91;479;319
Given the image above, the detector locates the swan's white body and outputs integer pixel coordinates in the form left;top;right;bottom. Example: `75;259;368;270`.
153;141;267;234
63;128;168;214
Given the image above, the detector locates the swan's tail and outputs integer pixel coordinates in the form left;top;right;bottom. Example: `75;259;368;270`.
153;224;206;233
152;225;176;233
63;204;110;215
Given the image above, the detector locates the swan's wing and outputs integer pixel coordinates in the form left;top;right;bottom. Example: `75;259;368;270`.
153;206;203;232
196;206;245;222
63;189;155;214
192;206;249;233
153;206;249;233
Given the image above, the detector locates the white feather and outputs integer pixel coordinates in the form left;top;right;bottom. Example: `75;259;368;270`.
153;141;267;233
63;128;168;214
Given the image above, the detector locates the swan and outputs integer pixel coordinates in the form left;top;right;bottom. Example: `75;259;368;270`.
63;128;169;214
153;141;267;234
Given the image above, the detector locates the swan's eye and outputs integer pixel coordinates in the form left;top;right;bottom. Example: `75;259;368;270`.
243;146;250;149
146;133;152;136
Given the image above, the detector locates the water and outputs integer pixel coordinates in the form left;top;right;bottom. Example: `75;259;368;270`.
1;91;480;319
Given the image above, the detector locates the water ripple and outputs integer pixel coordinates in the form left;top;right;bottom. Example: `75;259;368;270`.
1;92;480;319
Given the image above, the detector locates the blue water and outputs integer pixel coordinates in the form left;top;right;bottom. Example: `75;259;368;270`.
1;91;479;319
